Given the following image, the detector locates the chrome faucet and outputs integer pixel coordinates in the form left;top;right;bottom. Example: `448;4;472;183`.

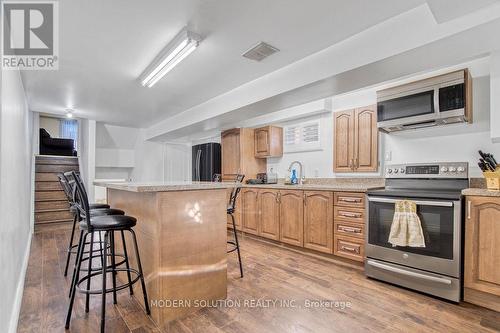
287;160;305;185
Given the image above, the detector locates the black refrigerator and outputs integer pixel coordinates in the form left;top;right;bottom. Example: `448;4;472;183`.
192;143;221;181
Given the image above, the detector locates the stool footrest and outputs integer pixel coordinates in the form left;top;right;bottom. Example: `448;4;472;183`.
75;267;141;295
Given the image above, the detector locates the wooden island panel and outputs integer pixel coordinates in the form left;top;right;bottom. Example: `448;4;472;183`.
108;188;228;329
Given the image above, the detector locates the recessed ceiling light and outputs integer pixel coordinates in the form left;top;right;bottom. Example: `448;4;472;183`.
139;27;202;88
65;108;74;118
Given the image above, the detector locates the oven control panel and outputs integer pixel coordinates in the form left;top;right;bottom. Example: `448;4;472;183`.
385;162;468;179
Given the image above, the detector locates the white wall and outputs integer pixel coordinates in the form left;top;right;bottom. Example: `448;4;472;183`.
491;51;500;142
95;123;139;180
130;130;165;181
39;116;60;137
0;68;34;333
264;73;498;179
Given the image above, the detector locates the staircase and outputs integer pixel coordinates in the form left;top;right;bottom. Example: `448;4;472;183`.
34;155;79;225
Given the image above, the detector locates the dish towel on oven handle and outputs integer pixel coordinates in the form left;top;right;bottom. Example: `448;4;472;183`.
388;200;426;248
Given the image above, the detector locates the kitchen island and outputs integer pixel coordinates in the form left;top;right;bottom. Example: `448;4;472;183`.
93;181;237;329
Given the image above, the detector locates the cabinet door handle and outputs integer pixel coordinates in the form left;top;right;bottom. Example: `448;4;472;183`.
303;192;307;205
339;211;362;218
339;226;361;234
467;200;471;220
355;157;359;169
339;197;361;203
340;245;359;254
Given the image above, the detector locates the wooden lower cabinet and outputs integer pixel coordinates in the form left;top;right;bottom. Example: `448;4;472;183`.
279;190;304;247
236;187;366;263
304;191;333;254
259;189;280;240
464;196;500;312
241;188;259;235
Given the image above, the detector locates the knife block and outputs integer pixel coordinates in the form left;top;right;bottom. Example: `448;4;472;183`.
483;168;500;191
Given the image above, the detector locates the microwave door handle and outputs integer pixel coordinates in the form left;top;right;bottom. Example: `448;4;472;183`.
368;197;453;207
401;121;437;130
366;260;452;285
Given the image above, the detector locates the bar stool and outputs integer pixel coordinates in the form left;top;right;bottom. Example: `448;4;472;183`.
65;171;150;332
57;173;124;278
227;174;244;278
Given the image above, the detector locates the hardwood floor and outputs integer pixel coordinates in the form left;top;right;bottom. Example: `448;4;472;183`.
18;223;500;333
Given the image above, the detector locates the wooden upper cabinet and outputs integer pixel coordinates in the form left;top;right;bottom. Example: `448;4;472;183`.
221;128;266;180
304;191;333;254
333;111;355;172
354;105;378;172
279;190;304;247
259;189;280;240
333;105;378;173
254;126;283;158
241;188;260;235
221;129;241;178
464;196;500;312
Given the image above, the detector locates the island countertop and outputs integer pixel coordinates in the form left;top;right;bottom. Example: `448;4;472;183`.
95;178;385;193
94;180;238;192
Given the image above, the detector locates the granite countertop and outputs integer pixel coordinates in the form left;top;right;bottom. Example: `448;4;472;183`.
93;181;238;192
462;188;500;197
95;178;385;193
242;182;383;192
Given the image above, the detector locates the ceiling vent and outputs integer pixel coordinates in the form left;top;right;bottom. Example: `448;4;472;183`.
242;42;279;62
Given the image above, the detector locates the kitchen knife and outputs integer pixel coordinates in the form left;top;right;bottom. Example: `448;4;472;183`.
478;162;486;172
480;158;495;171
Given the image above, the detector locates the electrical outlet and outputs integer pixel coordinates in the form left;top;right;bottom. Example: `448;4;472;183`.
314;169;319;178
385;151;392;161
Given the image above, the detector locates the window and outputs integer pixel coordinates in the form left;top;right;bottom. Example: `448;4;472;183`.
283;120;321;153
60;119;78;150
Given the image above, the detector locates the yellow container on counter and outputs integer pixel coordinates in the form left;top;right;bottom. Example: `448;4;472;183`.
483;168;500;191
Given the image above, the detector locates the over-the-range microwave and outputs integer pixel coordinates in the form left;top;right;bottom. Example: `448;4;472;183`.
376;69;472;133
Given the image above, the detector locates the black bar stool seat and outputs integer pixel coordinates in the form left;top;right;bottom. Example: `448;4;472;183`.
79;215;137;231
87;208;125;217
90;203;111;209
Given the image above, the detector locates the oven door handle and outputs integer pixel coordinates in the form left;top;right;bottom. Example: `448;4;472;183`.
366;260;452;285
368;197;453;207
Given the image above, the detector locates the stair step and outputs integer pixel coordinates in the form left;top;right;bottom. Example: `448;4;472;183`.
34;219;73;225
35;210;73;222
35;200;69;211
35;208;70;213
35;164;79;173
35;181;63;191
35;155;79;165
35;191;67;201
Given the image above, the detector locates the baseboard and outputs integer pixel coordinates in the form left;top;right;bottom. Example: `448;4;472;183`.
8;232;32;333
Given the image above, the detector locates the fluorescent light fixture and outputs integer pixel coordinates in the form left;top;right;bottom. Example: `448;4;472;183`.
140;27;201;88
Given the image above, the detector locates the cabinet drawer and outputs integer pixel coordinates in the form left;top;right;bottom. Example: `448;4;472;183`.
333;235;364;262
334;192;365;208
334;206;365;224
334;221;364;239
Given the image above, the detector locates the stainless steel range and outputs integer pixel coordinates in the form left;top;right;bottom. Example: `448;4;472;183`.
365;162;469;302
